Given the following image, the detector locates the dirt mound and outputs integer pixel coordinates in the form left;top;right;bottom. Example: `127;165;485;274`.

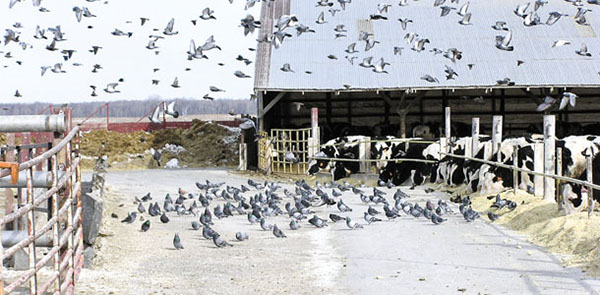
152;119;240;167
80;120;240;169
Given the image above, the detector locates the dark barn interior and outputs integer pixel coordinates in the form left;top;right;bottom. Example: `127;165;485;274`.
258;87;600;142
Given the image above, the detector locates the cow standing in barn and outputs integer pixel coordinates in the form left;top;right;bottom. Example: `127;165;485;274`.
306;136;365;180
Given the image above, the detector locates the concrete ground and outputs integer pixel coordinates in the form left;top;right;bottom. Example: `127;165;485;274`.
76;169;600;295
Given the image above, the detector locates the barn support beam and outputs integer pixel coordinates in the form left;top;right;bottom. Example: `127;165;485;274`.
258;92;285;120
257;92;264;131
471;118;479;157
492;115;503;159
586;153;594;217
543;115;556;202
534;143;544;197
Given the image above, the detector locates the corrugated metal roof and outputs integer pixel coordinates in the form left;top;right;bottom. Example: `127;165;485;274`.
255;0;600;92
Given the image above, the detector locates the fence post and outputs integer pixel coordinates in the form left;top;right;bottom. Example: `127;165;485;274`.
471;118;479;157
444;107;451;140
543;115;556;202
512;146;518;193
556;148;563;212
586;154;594;218
238;143;247;171
359;137;371;174
492;115;503;161
311;108;319;158
534;143;544;197
266;139;273;175
26;166;37;294
465;139;472;158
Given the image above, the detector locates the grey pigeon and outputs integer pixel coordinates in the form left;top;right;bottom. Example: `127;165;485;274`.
487;211;499;222
364;212;382;224
260;218;274;230
337;199;352;212
431;213;446;224
173;233;184;250
329;213;346;222
273;224;287;238
202;226;216;239
212;233;233;248
236;232;249;241
191;221;201;230
121;212;137;223
345;217;363;229
308;215;328;228
289;220;301;230
160;212;170;223
141;220;150;232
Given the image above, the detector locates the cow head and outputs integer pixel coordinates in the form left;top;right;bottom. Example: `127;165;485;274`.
306;151;330;175
561;183;586;213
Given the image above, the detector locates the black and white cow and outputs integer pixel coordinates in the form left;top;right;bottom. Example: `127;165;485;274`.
306;136;365;180
377;140;440;186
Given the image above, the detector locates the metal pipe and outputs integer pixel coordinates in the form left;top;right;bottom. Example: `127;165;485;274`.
1;231;52;248
0;170;65;188
0;114;66;133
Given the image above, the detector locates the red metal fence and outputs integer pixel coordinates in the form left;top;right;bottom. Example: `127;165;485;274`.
0;127;83;295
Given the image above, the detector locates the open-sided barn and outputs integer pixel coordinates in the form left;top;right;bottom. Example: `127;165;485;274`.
253;0;600;141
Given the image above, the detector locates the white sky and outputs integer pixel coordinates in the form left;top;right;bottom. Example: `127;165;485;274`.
0;0;260;103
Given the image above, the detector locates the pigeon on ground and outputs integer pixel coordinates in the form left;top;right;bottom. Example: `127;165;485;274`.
273;224;287;238
308;215;328;228
431;213;446;224
236;232;249;241
345;217;363;229
121;212;137;223
329;213;346;223
191;221;201;230
202;226;216;239
337;199;352;212
160;212;170;223
141;220;150;232
173;233;184;250
488;211;499;222
260;217;274;230
364;212;382;224
213;233;233;248
289;220;301;230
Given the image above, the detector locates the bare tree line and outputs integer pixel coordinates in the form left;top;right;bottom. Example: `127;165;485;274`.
0;97;256;117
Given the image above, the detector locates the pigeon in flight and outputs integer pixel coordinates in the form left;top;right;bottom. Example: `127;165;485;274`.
200;8;216;20
234;71;251;78
140;17;149;26
104;83;120;93
492;21;509;31
163;18;178;35
558;92;577;110
171;77;180;88
495;31;514;51
575;43;591;57
280;63;294;72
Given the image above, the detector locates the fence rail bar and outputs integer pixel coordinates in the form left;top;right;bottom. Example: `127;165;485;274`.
441;152;600;192
307;156;438;164
0;127;79;180
0;158;79;226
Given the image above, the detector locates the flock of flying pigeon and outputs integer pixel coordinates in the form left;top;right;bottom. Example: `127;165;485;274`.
266;0;595;112
120;178;476;250
4;0;261;101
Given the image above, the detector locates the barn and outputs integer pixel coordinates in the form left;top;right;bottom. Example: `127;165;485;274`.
253;0;600;140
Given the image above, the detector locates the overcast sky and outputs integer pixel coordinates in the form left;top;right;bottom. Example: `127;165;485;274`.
0;0;260;103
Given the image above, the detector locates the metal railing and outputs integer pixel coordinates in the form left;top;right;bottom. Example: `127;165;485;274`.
0;127;83;295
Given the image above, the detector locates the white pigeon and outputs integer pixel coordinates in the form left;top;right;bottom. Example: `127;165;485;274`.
558;92;577;110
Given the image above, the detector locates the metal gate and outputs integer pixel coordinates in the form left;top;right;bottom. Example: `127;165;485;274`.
269;128;314;174
0;127;83;295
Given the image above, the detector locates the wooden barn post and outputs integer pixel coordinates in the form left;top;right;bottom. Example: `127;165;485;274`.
586;154;594;218
310;108;319;158
512;146;518;193
471;118;479;157
556;147;564;212
543;115;556;202
534;143;544;197
492;115;503;161
359;137;371;174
